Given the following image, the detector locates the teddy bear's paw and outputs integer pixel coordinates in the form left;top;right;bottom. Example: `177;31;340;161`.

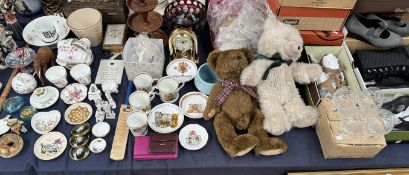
263;117;291;136
240;73;259;86
291;106;319;128
306;64;323;82
203;108;216;120
231;134;259;157
255;137;288;156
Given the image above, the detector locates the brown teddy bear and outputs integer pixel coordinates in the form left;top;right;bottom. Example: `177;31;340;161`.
203;48;287;157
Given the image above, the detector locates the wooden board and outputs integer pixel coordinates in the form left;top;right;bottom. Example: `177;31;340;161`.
288;168;409;175
0;68;19;113
110;105;133;160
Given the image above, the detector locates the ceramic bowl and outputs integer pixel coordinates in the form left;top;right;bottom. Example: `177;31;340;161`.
71;122;91;137
60;83;88;104
194;63;220;95
64;103;93;125
3;96;25;114
12;73;37;94
5;48;36;68
69;146;90;161
179;92;208;119
30;86;60;109
19;106;37;123
88;138;106;153
92;122;110;138
179;124;208;150
31;110;61;135
164;0;207;32
69;135;90;148
148;103;184;133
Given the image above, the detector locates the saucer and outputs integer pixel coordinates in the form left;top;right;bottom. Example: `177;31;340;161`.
64;102;92;125
179;92;208;119
60;83;88;104
148;103;184;133
23;16;70;47
89;138;106;153
179;124;208;150
92;122;110;138
34;132;67;160
31;110;61;135
30;86;60;109
166;59;197;83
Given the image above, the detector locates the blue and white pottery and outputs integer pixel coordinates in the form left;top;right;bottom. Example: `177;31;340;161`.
194;63;220;95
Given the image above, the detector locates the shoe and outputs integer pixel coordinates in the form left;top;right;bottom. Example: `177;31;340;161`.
383;96;409;114
366;14;409;37
346;15;403;48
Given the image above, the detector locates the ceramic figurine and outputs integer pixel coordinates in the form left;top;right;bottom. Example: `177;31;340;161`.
6;117;27;134
0;24;16;52
0;0;23;40
33;46;55;85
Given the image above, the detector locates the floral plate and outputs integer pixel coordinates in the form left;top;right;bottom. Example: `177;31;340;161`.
178;124;208;150
166;59;197;83
34;132;67;160
60;83;88;104
31;110;61;135
30;86;60;109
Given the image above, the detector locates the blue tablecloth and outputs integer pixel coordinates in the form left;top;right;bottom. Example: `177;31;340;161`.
0;15;409;175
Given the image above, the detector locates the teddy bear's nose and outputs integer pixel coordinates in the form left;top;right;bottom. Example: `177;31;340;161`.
298;46;301;50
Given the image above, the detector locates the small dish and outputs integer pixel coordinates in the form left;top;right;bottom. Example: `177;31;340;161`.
20;106;37;123
31;110;61;135
71;122;91;137
92;122;110;138
30;86;60;109
64;103;92;125
3;96;25;114
69;146;90;161
166;59;197;83
34;132;67;160
194;63;220;95
179;92;208;119
88;138;106;153
5;48;36;68
0;117;10;135
148;103;184;133
12;73;37;94
0;133;24;158
178;124;208;150
23;15;70;47
60;83;88;104
69;135;90;148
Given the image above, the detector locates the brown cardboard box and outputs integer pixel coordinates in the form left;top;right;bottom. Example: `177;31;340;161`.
316;100;386;159
268;0;357;31
344;36;409;54
352;0;409;14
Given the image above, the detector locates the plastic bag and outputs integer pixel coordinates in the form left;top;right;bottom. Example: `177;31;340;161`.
207;0;269;51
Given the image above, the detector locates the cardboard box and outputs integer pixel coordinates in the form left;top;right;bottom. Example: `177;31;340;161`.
316;99;387;159
352;0;409;14
268;0;357;31
344;36;409;55
304;46;361;107
301;29;346;46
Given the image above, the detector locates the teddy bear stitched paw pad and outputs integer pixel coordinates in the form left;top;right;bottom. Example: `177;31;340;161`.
254;137;287;156
263;115;292;136
290;106;319;128
305;63;323;82
230;134;259;157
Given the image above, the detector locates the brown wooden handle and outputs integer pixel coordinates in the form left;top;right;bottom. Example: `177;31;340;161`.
0;68;19;112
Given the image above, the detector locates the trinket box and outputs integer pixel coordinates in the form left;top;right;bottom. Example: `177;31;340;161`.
63;0;127;24
102;24;127;53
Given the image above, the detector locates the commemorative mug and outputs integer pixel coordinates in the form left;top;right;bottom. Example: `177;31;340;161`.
126;110;148;136
133;72;156;92
34;21;59;43
154;76;184;103
129;91;155;112
70;64;91;85
45;66;68;88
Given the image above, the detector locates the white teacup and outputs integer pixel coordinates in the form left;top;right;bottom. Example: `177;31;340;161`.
129;91;155;112
34;21;59;43
154;76;184;103
126;111;148;136
133;72;156;92
45;66;68;88
70;64;92;85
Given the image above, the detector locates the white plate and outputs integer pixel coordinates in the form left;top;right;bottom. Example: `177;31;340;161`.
179;92;208;119
179;124;208;150
0;117;10;136
23;15;70;47
31;110;61;135
64;102;93;125
60;83;88;104
92;122;110;138
30;86;60;109
166;59;197;83
34;131;67;160
148;103;184;133
89;138;106;153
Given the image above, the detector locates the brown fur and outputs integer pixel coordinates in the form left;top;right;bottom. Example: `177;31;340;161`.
203;48;287;157
33;47;55;85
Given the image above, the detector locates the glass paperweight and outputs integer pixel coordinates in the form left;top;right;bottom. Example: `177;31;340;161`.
3;96;25;114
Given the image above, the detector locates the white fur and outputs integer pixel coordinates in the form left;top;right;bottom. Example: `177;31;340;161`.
241;16;322;135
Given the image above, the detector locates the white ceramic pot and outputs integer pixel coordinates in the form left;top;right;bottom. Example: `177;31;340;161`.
67;8;103;47
129;91;155;112
70;64;91;85
12;73;37;94
45;66;68;88
133;72;155;92
126;111;148;136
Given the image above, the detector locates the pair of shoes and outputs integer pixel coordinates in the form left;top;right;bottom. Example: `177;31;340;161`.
346;15;403;48
366;14;409;37
317;54;347;98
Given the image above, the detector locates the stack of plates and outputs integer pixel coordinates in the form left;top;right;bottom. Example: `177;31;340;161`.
42;0;63;15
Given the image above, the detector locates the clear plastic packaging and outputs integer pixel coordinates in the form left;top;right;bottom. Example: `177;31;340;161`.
207;0;269;51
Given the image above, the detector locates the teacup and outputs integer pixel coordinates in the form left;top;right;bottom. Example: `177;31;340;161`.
126;111;148;136
133;72;156;92
45;66;68;88
34;20;59;43
154;76;184;103
129;91;155;112
70;64;92;85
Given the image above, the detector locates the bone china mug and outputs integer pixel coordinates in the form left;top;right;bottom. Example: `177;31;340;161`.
45;66;68;88
34;21;59;43
154;76;185;103
129;91;155;112
70;64;92;85
133;72;156;92
126;110;148;136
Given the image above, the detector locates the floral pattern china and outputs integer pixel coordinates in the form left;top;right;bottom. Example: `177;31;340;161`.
12;73;37;94
60;83;88;104
30;86;59;109
31;110;61;135
34;132;67;160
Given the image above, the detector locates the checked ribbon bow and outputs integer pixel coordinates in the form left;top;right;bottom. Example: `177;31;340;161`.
215;80;259;106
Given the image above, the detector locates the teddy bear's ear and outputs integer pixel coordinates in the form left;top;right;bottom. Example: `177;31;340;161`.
239;48;255;63
207;50;221;70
